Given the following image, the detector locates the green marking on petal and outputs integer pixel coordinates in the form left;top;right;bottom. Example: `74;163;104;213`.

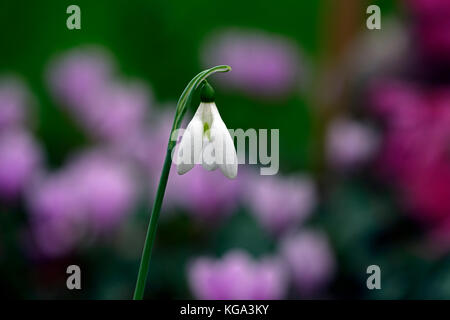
203;122;211;140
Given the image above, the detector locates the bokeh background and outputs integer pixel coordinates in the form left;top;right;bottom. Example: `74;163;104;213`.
1;0;450;299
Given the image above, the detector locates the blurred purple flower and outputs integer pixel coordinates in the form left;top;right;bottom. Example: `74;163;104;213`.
202;29;305;98
168;166;242;221
404;0;450;63
245;173;316;234
406;0;450;18
47;46;115;109
0;129;42;201
280;230;335;296
0;76;32;130
67;152;138;232
370;80;450;226
326;118;379;170
47;47;152;141
27;150;137;257
80;81;152;141
117;109;174;176
27;172;87;257
188;250;287;300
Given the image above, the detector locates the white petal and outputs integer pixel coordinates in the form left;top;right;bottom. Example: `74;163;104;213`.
209;103;238;179
176;110;203;175
201;137;218;171
198;102;213;125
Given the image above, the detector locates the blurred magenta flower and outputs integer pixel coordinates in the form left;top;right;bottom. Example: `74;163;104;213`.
202;29;305;98
188;250;287;300
427;218;450;255
326;118;379;170
27;150;137;256
245;173;316;234
0;129;42;201
407;0;450;12
371;80;450;225
0;76;32;130
280;230;335;296
404;0;450;63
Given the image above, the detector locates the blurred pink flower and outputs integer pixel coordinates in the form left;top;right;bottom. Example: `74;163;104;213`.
404;0;450;63
280;230;335;296
416;21;450;64
326;118;379;170
27;150;137;256
67;152;138;232
202;29;305;98
27;172;87;257
116;109;174;176
80;81;152;141
371;80;450;225
245;173;316;234
426;218;450;255
0;76;32;130
188;250;287;300
0;130;42;201
168;166;242;221
406;0;450;17
47;46;115;109
47;47;152;141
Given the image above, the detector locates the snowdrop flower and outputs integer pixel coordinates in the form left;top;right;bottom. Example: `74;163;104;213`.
133;66;232;300
176;82;238;179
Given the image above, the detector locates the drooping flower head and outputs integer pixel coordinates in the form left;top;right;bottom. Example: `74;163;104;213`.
176;82;238;179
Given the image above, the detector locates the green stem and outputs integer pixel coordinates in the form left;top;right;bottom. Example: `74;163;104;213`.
132;65;231;300
133;151;172;300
